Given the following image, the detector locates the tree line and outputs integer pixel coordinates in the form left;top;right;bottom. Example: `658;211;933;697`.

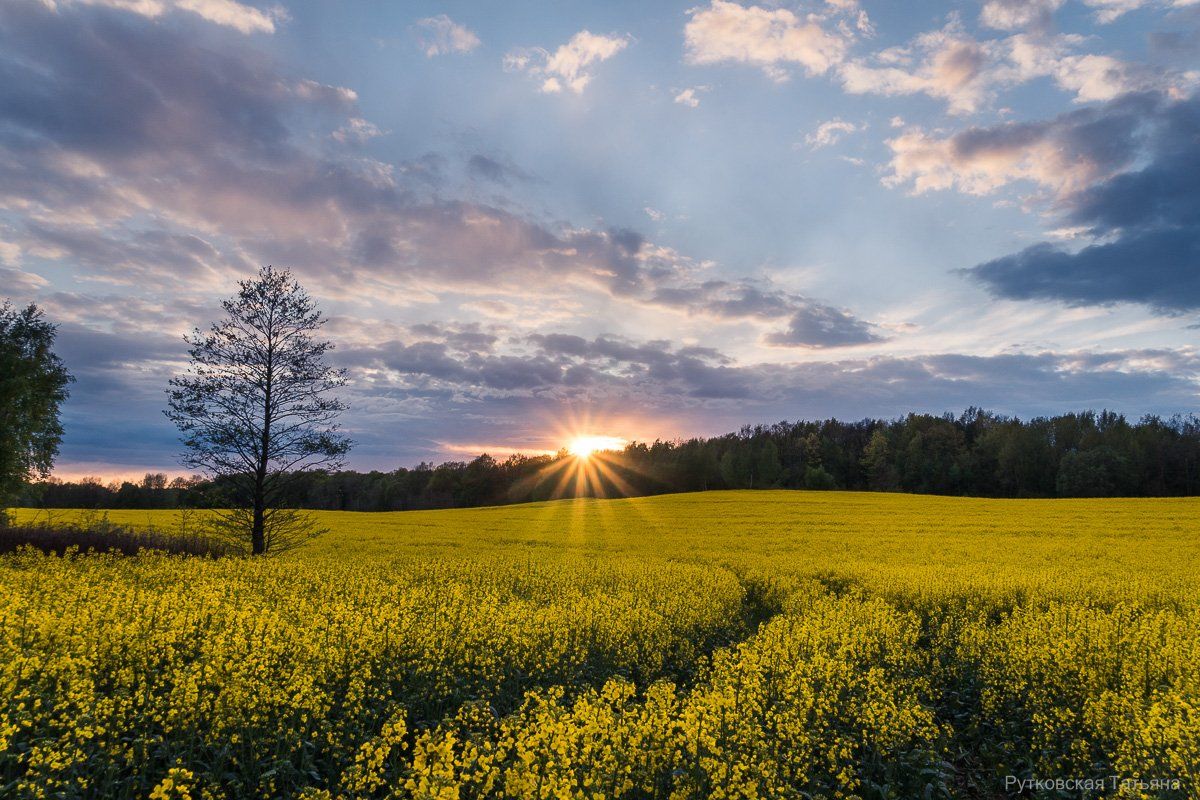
17;408;1200;511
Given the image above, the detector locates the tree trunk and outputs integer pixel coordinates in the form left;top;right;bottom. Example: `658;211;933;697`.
253;328;274;556
251;490;266;555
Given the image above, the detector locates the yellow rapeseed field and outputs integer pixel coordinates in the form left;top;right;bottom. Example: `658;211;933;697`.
3;491;1198;799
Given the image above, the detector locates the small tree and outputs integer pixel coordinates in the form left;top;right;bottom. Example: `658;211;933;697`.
0;302;74;517
166;267;350;555
860;428;898;491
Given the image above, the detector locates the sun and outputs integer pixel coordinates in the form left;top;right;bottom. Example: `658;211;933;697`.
567;434;627;459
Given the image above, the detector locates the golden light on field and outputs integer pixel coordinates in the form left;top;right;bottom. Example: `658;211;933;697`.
567;434;627;459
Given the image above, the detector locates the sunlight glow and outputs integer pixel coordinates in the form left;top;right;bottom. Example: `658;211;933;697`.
567;435;627;459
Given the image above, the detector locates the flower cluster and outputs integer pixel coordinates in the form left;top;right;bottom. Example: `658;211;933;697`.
3;493;1197;798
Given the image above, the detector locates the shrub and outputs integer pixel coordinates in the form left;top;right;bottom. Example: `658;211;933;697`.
0;519;234;557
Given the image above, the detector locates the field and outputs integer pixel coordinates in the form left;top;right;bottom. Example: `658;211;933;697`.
3;491;1199;799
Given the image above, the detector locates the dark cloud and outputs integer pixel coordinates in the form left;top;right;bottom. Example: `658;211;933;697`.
466;154;532;185
652;282;794;319
754;350;1200;424
963;92;1200;312
1149;23;1200;60
54;324;181;372
651;280;883;347
0;267;45;296
340;333;750;400
19;223;242;287
50;324;186;469
408;322;499;354
762;303;884;347
969;230;1200;312
340;329;1198;419
0;3;345;161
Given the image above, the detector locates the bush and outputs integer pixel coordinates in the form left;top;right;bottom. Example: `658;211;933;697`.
1056;446;1134;497
802;465;837;490
0;519;235;557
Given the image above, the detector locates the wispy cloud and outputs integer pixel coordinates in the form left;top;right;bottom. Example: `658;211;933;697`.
805;118;862;149
412;14;480;57
50;0;282;33
505;30;630;94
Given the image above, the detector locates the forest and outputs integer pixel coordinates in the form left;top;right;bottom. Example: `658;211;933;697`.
17;408;1200;511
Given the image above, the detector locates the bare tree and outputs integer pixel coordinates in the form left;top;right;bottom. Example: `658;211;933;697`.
166;266;350;555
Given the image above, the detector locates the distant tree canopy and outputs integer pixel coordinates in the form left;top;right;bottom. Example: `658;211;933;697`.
18;408;1200;511
0;302;73;510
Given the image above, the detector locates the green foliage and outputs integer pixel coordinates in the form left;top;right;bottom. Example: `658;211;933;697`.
0;302;72;505
1056;445;1135;497
802;464;836;489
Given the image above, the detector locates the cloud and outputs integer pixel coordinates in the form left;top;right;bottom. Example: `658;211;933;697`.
981;0;1066;30
0;1;879;352
505;30;630;94
0;3;680;304
14;0;1195;478
411;14;480;57
762;302;883;347
14;223;243;288
1082;0;1199;24
648;280;883;348
839;20;998;113
406;322;498;354
0;267;47;296
47;0;280;33
757;349;1200;419
1150;26;1200;59
983;0;1200;27
674;87;706;107
0;0;358;228
841;20;1193;114
466;154;531;185
805;118;861;149
332;117;384;145
347;329;1200;414
1006;33;1197;103
50;336;196;475
884;92;1155;195
683;0;848;82
341;332;752;400
341;333;1200;446
962;92;1200;312
967;231;1200;311
881;85;1200;315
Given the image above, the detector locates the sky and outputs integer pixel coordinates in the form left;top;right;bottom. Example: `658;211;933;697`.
1;0;1198;479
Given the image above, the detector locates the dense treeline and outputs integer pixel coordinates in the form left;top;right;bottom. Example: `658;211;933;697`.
14;409;1200;511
